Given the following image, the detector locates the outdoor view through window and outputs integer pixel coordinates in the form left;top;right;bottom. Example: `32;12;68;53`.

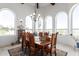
0;9;15;36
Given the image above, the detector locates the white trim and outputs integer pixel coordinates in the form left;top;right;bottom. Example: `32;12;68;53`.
69;3;79;35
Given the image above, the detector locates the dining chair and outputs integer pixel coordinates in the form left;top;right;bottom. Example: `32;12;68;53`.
21;32;27;51
39;32;43;41
25;32;30;48
44;32;50;42
44;32;58;56
21;32;30;55
39;32;43;37
29;33;39;55
24;32;32;55
44;32;48;36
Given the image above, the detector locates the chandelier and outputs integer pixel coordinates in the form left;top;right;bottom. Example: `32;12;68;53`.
31;3;40;22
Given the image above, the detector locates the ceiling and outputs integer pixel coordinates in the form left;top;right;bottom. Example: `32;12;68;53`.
26;3;50;8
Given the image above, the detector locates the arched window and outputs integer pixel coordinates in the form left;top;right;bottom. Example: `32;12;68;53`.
72;5;79;37
0;9;15;36
45;16;52;34
36;17;43;33
25;16;32;32
56;12;68;35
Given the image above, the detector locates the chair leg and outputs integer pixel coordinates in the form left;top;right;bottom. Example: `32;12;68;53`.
50;51;52;56
29;48;31;56
25;45;28;55
55;51;56;56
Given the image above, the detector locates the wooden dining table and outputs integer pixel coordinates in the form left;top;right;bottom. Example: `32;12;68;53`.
22;36;51;55
35;36;51;55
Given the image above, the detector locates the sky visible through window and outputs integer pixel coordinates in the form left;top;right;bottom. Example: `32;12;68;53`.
56;12;68;29
73;5;79;29
26;16;32;29
36;17;43;29
45;16;52;29
0;10;14;28
72;5;79;37
0;9;15;35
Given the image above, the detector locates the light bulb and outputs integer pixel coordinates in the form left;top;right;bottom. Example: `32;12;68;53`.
33;13;35;16
38;14;40;16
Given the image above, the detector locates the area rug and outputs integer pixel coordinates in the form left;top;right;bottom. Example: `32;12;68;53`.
8;46;67;56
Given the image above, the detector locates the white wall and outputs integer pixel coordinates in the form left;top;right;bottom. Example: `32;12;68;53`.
0;35;17;47
57;34;76;48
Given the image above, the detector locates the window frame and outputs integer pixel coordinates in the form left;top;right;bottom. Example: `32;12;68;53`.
45;16;53;34
25;15;33;33
0;8;15;36
72;4;79;37
55;12;68;35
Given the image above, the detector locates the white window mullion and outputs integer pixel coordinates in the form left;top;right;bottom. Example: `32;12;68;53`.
52;16;56;33
43;16;45;32
68;13;72;35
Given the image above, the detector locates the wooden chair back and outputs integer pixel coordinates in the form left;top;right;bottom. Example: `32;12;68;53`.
21;32;30;47
29;33;35;48
52;32;58;45
26;32;30;41
21;32;27;51
39;32;43;41
21;32;26;44
44;32;48;36
39;32;43;37
45;35;50;42
50;32;58;55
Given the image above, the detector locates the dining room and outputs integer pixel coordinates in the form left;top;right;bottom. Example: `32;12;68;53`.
0;3;79;56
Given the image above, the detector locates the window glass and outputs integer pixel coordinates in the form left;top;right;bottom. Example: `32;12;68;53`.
36;17;43;32
0;9;15;35
72;5;79;37
56;12;68;34
45;16;52;33
25;16;32;32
